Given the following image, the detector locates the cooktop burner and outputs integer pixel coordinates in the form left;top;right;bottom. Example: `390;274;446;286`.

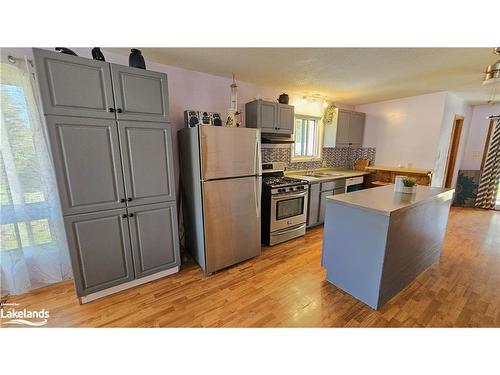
263;176;309;188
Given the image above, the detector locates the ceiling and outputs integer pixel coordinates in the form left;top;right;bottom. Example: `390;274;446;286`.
108;48;499;105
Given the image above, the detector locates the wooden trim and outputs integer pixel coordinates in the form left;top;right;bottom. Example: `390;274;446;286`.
443;115;464;188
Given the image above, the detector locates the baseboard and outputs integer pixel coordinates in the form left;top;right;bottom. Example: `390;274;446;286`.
79;266;180;304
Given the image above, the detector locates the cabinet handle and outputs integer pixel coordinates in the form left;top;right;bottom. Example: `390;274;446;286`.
129;213;134;217
127;197;132;202
108;107;115;113
117;108;123;113
120;198;125;203
121;214;127;218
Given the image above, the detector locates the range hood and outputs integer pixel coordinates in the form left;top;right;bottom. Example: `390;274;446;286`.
261;134;295;144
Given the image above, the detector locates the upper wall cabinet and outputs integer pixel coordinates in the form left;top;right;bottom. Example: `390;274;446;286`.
111;64;170;122
33;48;116;119
245;99;294;135
324;108;365;147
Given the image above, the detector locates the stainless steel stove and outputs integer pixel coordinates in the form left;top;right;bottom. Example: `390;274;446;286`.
261;162;309;246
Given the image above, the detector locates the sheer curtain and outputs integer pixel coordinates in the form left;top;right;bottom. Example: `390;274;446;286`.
476;118;500;210
1;54;72;296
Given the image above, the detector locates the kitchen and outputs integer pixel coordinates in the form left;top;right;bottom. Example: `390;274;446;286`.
1;47;499;328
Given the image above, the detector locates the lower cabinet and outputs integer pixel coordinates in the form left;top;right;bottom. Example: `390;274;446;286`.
307;183;321;227
307;180;346;227
65;201;180;297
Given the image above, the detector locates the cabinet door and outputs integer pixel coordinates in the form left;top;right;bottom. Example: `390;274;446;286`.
259;101;277;133
33;48;115;119
118;121;175;206
46;116;127;215
349;112;365;146
128;202;180;278
319;190;334;224
64;209;134;296
336;109;351;146
277;104;294;135
307;183;320;227
111;64;170;122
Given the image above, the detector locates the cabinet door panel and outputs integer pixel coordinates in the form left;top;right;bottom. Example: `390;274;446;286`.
118;121;175;206
307;183;320;227
349;112;365;146
111;64;169;122
65;209;134;296
128;202;180;278
259;101;277;132
336;109;351;146
319;190;333;224
277;104;294;135
46;116;126;215
33;48;115;119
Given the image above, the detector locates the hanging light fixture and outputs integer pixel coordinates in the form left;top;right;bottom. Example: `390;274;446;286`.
483;47;500;85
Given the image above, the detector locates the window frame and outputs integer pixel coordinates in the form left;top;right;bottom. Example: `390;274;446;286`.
291;114;323;162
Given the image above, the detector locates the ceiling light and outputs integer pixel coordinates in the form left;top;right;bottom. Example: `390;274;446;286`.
322;100;328;108
483;47;500;85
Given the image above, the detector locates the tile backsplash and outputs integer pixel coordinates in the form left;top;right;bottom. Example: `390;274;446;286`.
261;144;376;170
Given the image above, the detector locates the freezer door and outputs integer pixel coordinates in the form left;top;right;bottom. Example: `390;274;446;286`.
202;176;261;273
199;126;261;180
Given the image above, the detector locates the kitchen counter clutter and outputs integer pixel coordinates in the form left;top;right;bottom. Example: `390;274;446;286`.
322;185;454;309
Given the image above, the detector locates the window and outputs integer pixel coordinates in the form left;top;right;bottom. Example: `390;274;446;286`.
292;115;322;160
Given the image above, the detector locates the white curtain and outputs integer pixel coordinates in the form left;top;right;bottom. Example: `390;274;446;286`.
0;54;72;296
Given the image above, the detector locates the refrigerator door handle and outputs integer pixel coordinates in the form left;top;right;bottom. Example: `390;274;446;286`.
254;135;262;176
255;176;261;216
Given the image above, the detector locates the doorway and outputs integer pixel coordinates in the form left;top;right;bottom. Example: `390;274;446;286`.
443;115;464;188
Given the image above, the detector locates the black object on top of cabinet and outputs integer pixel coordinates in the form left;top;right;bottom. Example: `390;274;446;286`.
33;48;169;122
91;47;105;61
278;93;289;104
129;48;146;69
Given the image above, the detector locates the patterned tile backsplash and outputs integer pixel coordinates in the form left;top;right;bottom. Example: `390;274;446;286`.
261;145;376;170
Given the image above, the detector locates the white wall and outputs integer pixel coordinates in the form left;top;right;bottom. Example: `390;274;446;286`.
355;91;473;187
356;92;447;168
433;93;472;187
461;103;500;170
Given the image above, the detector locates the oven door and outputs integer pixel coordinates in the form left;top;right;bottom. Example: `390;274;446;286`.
270;190;308;232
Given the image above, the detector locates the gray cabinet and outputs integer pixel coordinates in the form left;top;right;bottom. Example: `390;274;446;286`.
335;109;365;147
45;116;126;215
65;209;135;296
128;201;180;278
33;48;115;119
246;100;294;135
118;121;175;206
307;183;321;227
307;179;346;226
111;64;170;122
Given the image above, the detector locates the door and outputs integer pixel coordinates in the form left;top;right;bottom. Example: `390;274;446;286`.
277;104;294;135
45;116;127;215
259;101;277;133
64;209;134;296
111;64;170;122
33;48;115;119
444;115;464;188
128;201;180;278
202;176;261;273
336;109;351;146
349;112;365;146
118;121;175;206
199;126;261;180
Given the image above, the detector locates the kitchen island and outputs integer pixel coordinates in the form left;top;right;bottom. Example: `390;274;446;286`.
321;185;454;309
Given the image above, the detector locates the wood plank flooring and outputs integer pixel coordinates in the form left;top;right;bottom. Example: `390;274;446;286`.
2;207;500;327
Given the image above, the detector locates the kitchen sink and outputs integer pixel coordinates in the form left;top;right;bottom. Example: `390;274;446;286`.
307;172;344;177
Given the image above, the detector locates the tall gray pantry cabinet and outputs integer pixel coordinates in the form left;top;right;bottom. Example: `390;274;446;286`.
33;49;180;303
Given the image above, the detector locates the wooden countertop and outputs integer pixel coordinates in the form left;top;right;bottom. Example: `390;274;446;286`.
327;185;454;216
366;165;433;175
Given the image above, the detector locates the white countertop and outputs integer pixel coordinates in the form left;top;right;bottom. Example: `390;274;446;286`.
327;185;454;216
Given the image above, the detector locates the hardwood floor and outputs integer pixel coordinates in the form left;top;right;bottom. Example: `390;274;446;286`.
2;207;500;328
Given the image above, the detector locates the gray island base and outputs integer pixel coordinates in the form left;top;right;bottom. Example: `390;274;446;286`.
321;185;454;310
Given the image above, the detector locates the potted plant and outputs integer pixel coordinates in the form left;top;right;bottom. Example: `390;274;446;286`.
401;177;417;194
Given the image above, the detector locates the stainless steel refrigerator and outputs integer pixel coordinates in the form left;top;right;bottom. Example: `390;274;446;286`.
179;126;262;274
